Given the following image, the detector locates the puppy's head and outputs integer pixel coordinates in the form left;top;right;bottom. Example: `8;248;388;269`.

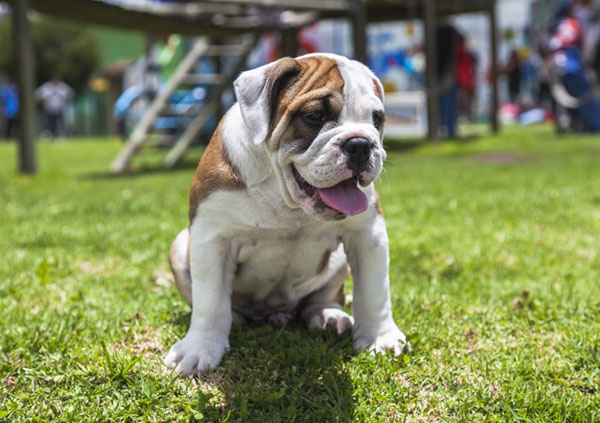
234;54;386;221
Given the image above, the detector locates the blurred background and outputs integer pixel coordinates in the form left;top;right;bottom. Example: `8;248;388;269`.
1;0;600;173
2;4;600;418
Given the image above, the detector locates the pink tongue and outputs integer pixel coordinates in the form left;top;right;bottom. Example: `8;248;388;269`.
318;179;368;216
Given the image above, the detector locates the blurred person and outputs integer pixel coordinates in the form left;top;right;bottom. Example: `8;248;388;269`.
0;77;19;139
456;35;477;122
436;22;461;138
503;49;522;104
549;1;600;132
532;37;556;115
35;76;73;139
572;0;600;78
582;1;600;79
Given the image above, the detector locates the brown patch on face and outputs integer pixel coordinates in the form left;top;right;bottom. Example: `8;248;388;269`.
279;97;344;155
375;189;384;217
189;121;245;222
267;56;345;151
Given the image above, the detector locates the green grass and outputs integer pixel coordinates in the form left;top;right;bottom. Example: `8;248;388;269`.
1;125;599;422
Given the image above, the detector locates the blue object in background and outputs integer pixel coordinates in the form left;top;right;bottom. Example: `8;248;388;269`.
439;83;458;138
368;50;419;77
518;108;546;125
559;47;600;132
113;85;145;120
0;83;19;119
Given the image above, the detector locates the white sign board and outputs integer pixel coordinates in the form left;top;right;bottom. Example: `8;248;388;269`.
384;91;427;138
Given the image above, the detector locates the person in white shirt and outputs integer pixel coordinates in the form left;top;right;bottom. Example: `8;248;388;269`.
35;76;73;139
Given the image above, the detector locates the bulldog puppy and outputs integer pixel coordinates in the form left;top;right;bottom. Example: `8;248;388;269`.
164;53;409;376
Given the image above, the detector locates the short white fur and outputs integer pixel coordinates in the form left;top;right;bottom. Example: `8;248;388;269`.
164;54;408;376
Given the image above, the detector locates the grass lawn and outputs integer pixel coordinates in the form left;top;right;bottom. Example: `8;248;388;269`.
1;125;599;422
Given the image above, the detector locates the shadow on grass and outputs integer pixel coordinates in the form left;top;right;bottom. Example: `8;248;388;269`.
84;158;200;180
384;133;481;152
168;311;356;421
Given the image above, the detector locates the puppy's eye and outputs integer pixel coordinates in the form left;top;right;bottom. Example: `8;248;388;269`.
303;110;326;125
373;113;384;131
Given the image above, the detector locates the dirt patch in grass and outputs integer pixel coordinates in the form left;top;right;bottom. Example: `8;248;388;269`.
127;326;165;355
75;260;106;274
393;373;447;422
3;375;16;389
113;324;166;372
152;268;174;288
472;152;534;164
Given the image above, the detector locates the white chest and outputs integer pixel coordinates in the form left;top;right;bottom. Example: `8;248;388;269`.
231;227;342;302
192;185;364;321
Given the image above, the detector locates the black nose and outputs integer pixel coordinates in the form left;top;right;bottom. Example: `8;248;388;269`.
342;137;372;175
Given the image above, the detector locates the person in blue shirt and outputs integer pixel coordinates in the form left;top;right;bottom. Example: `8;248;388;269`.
35;76;73;139
436;22;462;139
0;77;19;139
549;1;600;132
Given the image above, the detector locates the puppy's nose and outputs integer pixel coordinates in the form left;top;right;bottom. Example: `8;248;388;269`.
342;137;372;175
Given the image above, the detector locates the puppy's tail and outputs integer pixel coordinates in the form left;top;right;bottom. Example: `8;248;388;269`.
169;228;193;306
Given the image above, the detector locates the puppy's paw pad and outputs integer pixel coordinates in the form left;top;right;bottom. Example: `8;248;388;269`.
164;335;227;377
308;308;354;335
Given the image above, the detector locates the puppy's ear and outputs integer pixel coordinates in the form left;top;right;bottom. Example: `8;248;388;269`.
234;57;301;145
373;77;385;103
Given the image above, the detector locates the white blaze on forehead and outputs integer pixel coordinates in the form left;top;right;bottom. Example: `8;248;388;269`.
337;61;384;123
296;53;384;124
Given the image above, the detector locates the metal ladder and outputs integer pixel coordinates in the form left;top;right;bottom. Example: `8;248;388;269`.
111;34;258;173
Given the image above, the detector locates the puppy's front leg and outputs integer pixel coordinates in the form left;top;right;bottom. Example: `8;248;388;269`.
344;214;409;355
164;227;234;376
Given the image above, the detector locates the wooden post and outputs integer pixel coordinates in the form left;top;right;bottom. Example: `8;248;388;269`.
213;37;224;119
489;0;500;134
13;0;37;174
281;28;298;57
424;0;438;141
350;0;367;64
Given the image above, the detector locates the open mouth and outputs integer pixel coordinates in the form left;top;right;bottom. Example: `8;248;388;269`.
291;166;368;216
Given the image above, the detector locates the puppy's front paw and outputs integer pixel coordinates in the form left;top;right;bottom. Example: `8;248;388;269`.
164;332;228;377
306;307;354;335
354;325;411;356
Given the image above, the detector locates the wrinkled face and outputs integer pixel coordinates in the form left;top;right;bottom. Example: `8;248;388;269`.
235;54;386;221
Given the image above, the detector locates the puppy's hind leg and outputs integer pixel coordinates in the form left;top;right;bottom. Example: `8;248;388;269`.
300;246;353;335
169;228;193;306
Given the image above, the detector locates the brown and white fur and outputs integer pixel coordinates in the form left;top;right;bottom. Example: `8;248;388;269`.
164;54;409;376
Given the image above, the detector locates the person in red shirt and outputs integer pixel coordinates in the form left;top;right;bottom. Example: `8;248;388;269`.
456;36;477;121
550;5;583;50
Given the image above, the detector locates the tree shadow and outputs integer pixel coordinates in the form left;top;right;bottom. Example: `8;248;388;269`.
167;308;193;330
384;133;482;152
445;133;482;144
84;158;200;180
384;138;425;152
